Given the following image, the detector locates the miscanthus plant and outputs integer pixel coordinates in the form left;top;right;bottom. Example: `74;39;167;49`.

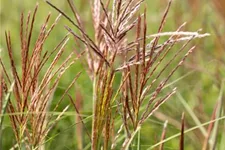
0;4;83;149
0;0;210;150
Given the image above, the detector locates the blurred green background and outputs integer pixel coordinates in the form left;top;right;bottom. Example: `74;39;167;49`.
1;0;225;149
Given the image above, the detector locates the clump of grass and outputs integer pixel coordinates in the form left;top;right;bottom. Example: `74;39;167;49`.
0;3;82;150
46;0;209;149
1;0;213;149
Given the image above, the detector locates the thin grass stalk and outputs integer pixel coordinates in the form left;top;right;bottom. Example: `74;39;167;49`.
210;80;224;149
92;73;98;150
159;120;168;150
68;91;92;149
202;102;219;150
134;15;141;127
0;59;11;83
5;32;22;101
180;113;185;150
138;8;147;108
147;0;172;64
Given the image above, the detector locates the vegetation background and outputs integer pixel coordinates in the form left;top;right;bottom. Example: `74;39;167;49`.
0;0;224;149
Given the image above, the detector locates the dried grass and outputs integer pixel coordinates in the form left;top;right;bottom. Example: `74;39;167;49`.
0;4;82;150
46;0;209;149
1;0;211;149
